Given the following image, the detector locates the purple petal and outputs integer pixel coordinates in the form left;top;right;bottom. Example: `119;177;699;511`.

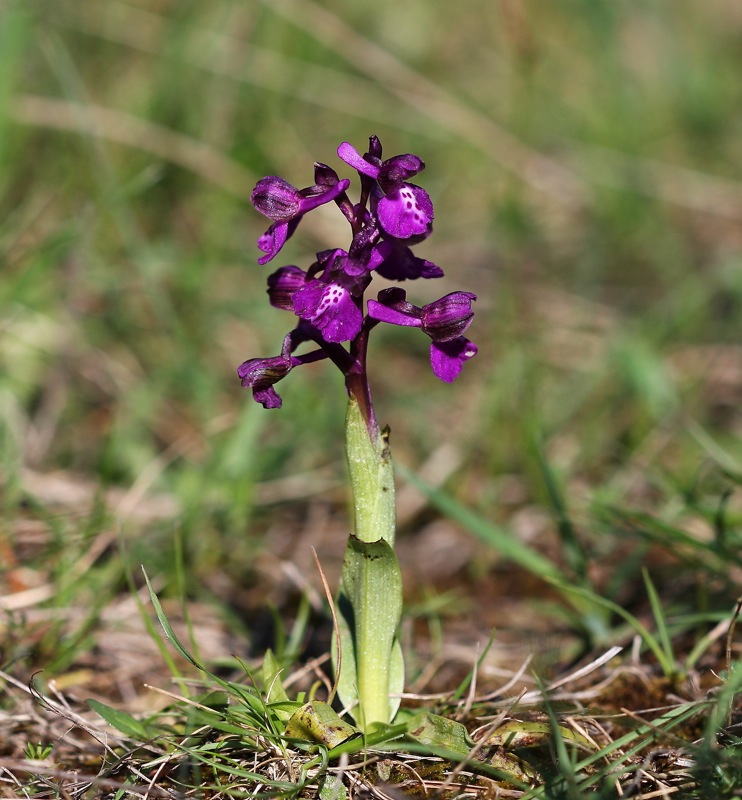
336;253;370;278
292;280;363;343
367;135;383;159
367;298;422;328
421;292;476;341
297;179;350;214
238;355;291;385
429;337;478;383
267;266;306;310
366;242;387;272
253;386;283;409
337;142;381;179
379;154;425;184
314;162;341;186
377;184;434;239
315;248;347;268
251;177;301;221
375;286;413;310
374;240;444;281
258;221;290;265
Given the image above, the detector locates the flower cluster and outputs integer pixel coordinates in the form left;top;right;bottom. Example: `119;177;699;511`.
238;136;477;409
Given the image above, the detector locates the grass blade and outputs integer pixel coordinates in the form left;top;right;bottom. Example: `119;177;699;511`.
642;567;676;675
142;566;203;670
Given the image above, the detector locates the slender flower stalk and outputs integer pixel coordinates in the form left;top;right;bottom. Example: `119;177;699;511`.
238;137;477;728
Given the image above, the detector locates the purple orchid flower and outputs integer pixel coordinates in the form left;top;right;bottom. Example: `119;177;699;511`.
237;352;297;409
337;139;434;240
292;275;364;343
291;249;369;343
367;288;478;382
251;174;350;265
238;326;340;408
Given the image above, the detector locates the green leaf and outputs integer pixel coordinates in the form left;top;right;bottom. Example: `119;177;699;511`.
86;699;152;741
262;649;292;723
403;711;474;757
485;720;594;752
327;721;408;757
285;702;359;748
197;690;230;711
489;750;543;786
388;637;405;720
262;650;289;703
533;436;588;584
333;535;404;728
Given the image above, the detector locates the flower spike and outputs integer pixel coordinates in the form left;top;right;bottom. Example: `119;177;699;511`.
239;135;476;406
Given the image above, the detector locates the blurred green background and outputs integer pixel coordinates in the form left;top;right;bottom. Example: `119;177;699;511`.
2;0;742;669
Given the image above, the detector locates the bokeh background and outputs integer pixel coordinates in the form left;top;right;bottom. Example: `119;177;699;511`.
2;0;742;688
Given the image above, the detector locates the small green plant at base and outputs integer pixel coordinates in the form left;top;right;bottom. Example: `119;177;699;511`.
22;741;53;761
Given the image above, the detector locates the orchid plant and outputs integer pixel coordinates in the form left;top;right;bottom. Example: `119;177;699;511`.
238;136;477;731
